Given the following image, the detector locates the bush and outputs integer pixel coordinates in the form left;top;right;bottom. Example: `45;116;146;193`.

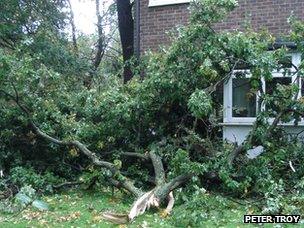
10;166;63;193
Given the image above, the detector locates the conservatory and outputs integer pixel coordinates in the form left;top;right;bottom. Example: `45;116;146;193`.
222;52;304;144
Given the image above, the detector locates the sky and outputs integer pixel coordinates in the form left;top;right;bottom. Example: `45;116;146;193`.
70;0;113;35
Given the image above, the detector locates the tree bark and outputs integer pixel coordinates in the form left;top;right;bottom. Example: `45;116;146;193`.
149;150;165;185
155;174;194;202
116;0;134;83
67;0;78;53
94;0;105;70
53;181;83;189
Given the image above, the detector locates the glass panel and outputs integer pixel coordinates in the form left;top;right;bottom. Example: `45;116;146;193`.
235;62;250;70
266;77;291;95
266;77;292;114
232;78;257;117
278;56;293;69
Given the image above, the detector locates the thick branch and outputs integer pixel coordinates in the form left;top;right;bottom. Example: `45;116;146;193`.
149;150;165;185
32;124;142;196
109;178;142;197
266;111;285;136
155;174;194;201
165;192;174;214
53;181;83;189
166;174;194;192
228;145;244;166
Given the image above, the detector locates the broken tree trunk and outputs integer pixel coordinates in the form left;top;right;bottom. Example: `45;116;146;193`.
101;152;194;224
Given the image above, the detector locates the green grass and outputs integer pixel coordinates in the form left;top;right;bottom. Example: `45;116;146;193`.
0;189;172;228
0;189;301;227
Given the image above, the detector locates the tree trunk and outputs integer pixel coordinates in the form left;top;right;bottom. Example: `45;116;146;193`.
67;0;78;53
94;0;105;70
84;0;106;88
116;0;134;83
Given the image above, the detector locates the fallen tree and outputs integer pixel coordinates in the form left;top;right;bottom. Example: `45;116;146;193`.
1;0;304;224
4;78;304;223
0;87;196;223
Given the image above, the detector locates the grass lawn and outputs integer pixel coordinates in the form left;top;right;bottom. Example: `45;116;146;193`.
0;189;301;227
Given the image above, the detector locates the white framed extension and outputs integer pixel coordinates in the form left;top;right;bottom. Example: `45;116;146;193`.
222;52;304;144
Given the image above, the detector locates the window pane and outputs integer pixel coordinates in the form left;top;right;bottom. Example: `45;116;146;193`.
235;62;250;70
232;78;257;117
266;77;291;114
266;77;291;95
278;56;292;69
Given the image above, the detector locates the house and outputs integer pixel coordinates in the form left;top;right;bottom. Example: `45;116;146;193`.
134;0;304;144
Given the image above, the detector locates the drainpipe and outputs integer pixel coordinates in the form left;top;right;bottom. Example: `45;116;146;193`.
135;0;140;60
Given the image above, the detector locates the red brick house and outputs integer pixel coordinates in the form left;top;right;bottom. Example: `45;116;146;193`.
135;0;304;53
134;0;304;144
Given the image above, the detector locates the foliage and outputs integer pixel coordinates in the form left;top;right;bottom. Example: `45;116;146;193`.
0;0;68;46
188;90;213;118
1;0;304;222
171;190;249;227
10;167;63;193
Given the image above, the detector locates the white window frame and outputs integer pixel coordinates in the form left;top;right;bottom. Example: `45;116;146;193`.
223;52;302;124
149;0;190;7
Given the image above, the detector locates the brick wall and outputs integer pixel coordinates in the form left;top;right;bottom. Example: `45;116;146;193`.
138;0;189;53
214;0;304;35
138;0;304;53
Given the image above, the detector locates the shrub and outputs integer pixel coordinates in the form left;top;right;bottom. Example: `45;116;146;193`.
10;166;63;193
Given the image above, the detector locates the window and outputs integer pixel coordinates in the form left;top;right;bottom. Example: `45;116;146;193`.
265;77;292;115
223;52;301;124
149;0;190;7
266;77;292;95
232;78;257;117
278;55;293;69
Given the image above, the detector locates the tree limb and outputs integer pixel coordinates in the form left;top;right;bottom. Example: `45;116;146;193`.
149;150;165;185
155;174;194;201
53;181;83;189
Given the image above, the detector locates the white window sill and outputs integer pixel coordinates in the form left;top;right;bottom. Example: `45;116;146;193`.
149;0;190;7
220;121;304;127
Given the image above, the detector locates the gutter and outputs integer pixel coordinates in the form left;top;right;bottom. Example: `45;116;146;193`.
268;39;303;50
